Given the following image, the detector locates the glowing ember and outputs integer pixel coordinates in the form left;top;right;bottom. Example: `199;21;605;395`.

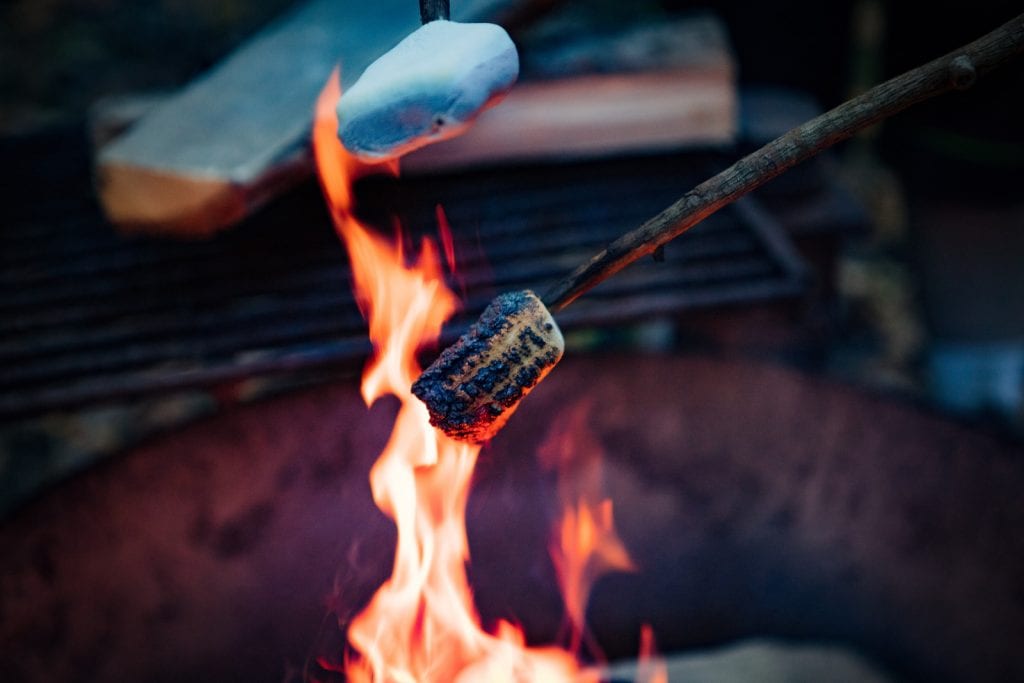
313;69;657;682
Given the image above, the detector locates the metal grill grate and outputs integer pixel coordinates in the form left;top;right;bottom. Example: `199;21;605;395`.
0;128;811;420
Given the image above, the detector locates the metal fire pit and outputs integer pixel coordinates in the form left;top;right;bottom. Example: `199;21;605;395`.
1;355;1022;683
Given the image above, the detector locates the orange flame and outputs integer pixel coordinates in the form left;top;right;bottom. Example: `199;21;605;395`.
539;400;637;659
315;69;590;683
314;70;654;683
635;625;669;683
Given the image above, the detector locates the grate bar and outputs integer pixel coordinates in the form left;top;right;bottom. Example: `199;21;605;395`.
0;130;809;420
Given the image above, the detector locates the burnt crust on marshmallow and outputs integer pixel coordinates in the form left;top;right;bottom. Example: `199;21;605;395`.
412;290;563;442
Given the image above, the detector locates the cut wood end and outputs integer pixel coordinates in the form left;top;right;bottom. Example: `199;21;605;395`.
96;162;247;237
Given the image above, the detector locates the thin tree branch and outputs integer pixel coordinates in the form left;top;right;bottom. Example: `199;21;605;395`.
420;0;450;23
542;12;1024;311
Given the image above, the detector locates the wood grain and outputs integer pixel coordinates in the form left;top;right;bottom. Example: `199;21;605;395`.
402;66;736;173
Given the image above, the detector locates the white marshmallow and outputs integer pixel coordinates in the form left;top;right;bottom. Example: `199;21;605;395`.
337;21;519;161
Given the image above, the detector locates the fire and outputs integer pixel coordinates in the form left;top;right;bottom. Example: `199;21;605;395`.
636;626;669;683
539;400;637;658
313;69;661;683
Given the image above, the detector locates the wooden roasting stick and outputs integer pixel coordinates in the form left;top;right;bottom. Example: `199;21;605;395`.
411;11;1024;443
420;0;451;23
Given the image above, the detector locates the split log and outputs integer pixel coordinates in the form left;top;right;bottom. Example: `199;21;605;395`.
403;15;736;172
95;8;736;235
95;0;531;236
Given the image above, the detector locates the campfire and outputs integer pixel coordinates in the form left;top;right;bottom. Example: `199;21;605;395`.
303;10;1024;679
3;5;1024;683
312;72;662;683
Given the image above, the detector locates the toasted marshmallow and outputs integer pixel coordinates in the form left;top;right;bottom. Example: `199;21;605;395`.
412;291;564;443
337;20;518;160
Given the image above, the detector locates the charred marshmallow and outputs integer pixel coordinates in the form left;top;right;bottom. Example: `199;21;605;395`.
412;291;564;443
337;20;519;160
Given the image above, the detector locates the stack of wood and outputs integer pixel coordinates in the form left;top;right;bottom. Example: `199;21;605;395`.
94;0;737;236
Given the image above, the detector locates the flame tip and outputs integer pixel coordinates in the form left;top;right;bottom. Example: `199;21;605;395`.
314;71;636;683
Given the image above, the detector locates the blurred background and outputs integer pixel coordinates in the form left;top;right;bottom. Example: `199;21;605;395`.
1;1;1022;681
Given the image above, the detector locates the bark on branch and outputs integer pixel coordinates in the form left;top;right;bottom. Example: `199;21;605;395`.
420;0;451;23
542;12;1024;311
